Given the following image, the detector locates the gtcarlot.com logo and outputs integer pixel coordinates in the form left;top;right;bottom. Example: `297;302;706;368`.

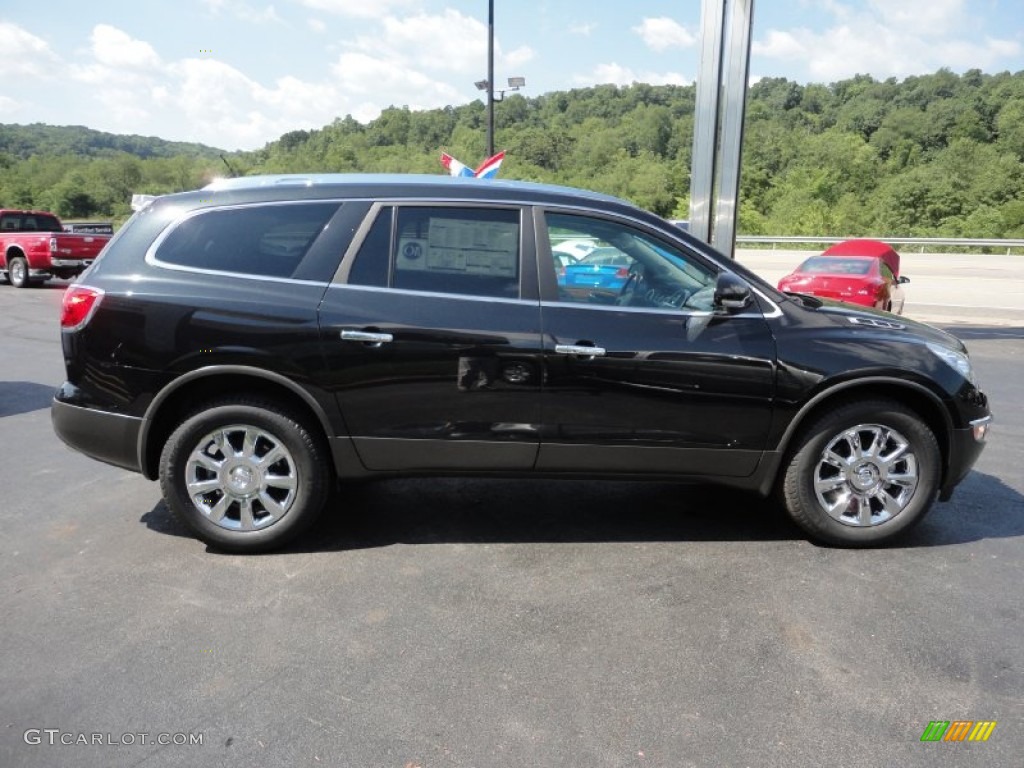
920;721;997;742
24;729;204;747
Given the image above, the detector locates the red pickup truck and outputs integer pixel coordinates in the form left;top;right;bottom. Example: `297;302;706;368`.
1;209;112;288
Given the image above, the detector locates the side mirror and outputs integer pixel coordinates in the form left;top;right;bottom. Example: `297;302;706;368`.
898;276;910;284
714;271;752;311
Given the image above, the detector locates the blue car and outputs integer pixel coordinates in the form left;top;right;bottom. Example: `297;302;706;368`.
557;246;632;297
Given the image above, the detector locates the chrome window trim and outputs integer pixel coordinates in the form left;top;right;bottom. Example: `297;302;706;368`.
751;286;783;318
144;199;345;281
539;300;714;318
325;282;537;307
141;260;331;287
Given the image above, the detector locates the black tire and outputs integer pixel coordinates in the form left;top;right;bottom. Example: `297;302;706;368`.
779;399;940;547
8;256;30;288
159;397;332;552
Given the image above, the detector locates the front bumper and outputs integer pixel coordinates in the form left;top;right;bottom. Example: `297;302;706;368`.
939;415;992;501
51;396;143;474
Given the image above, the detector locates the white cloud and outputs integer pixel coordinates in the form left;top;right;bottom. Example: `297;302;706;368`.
752;30;807;60
164;58;342;147
0;94;20;116
755;2;1021;81
297;0;417;19
0;21;61;78
575;63;689;88
307;18;327;33
570;22;596;37
203;0;286;21
867;0;965;37
90;24;162;70
633;17;696;52
332;51;461;106
503;45;534;71
350;10;532;76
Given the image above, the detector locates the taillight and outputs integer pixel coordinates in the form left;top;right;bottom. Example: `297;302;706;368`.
50;236;57;252
60;285;104;331
615;267;630;279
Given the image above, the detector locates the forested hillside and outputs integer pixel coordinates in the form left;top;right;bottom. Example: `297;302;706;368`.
0;124;224;220
2;68;1022;236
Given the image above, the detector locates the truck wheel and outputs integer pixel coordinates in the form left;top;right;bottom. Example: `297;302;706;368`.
159;397;332;553
780;399;940;547
8;256;30;288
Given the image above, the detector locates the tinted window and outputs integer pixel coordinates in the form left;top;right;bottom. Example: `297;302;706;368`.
800;256;872;275
348;207;392;287
0;213;63;232
155;202;339;278
545;212;717;310
392;207;520;298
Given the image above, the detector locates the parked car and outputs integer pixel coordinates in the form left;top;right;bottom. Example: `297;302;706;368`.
1;209;112;287
52;175;991;552
777;239;909;314
551;238;598;263
556;246;633;298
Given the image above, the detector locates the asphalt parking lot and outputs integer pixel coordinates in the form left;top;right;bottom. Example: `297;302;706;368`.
1;267;1022;768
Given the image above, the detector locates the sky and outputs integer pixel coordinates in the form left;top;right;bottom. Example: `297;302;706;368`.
1;0;1022;151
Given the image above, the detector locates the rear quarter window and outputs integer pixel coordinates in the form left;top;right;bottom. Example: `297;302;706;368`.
153;202;340;278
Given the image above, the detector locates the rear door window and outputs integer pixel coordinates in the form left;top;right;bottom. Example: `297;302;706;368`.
393;207;520;298
347;206;521;299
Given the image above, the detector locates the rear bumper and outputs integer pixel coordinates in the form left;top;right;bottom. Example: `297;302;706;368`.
50;258;94;268
51;396;143;474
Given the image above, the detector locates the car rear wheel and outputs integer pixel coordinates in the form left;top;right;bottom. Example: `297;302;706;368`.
159;397;331;552
8;256;30;288
780;399;940;546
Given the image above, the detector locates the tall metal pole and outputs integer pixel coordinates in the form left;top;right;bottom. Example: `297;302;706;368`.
690;0;754;258
487;0;495;157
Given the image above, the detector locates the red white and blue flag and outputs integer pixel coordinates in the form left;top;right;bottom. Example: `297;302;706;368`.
440;150;505;179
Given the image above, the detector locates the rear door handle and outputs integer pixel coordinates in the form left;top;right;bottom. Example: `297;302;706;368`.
340;329;394;345
554;344;606;358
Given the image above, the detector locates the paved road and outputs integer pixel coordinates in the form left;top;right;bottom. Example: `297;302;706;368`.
1;276;1021;768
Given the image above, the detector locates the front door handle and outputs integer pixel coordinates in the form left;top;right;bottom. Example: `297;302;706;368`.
554;343;606;358
340;329;394;346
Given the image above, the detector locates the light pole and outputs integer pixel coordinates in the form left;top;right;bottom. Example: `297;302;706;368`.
487;0;495;157
475;0;525;157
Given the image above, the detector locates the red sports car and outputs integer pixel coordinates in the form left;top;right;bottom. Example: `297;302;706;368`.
777;239;909;314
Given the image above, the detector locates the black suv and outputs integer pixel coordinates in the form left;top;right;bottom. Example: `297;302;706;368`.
52;174;991;551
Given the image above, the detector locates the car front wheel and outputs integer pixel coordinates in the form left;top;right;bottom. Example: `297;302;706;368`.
159;397;331;552
780;399;940;546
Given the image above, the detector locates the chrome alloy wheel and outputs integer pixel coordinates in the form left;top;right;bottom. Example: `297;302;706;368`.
184;424;298;531
813;423;919;527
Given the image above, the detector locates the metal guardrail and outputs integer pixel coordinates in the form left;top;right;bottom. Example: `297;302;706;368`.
736;236;1024;254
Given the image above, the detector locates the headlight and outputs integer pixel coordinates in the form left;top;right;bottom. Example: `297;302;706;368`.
926;342;975;384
